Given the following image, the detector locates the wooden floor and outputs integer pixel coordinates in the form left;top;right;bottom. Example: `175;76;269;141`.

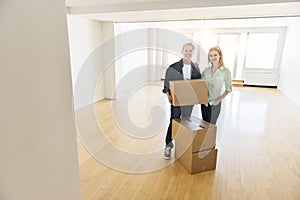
76;82;300;200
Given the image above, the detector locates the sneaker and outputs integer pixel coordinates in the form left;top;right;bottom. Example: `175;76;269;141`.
166;141;174;149
164;147;172;160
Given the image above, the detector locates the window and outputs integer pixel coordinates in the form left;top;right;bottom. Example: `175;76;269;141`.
167;52;181;65
198;34;218;71
219;34;239;78
174;27;285;81
245;33;279;70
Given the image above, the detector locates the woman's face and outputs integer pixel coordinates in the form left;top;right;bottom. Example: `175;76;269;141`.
182;45;194;61
209;50;221;65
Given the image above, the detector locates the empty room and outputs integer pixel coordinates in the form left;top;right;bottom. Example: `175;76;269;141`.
1;0;300;200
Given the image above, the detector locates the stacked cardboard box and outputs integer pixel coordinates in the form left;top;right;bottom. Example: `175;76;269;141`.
169;79;217;174
169;79;208;106
172;117;217;174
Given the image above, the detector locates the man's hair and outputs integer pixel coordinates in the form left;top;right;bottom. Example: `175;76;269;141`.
182;42;195;51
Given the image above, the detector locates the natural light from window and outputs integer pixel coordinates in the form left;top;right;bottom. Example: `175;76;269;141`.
245;33;279;69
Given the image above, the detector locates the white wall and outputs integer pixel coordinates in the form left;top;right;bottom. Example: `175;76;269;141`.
102;22;117;99
0;1;81;200
114;25;150;98
114;25;194;95
67;15;105;105
278;18;300;107
68;17;118;108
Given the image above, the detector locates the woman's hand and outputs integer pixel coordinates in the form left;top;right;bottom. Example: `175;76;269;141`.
213;91;229;106
212;98;221;106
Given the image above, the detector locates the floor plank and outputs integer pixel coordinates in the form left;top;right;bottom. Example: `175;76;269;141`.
76;82;300;200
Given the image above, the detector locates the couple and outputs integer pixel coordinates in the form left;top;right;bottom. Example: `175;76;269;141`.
162;43;232;160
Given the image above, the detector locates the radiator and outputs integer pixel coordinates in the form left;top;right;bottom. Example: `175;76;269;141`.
244;72;280;86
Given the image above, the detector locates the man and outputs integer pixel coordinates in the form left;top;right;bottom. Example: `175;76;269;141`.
162;43;201;159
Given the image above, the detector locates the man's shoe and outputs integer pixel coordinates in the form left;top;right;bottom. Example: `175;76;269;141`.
166;141;174;149
164;147;172;160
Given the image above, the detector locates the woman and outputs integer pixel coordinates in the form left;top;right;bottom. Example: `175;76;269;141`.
201;46;232;125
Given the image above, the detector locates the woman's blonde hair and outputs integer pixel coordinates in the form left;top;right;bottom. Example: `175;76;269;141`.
208;46;224;67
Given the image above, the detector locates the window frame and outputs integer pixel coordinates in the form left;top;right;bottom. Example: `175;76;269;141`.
172;27;286;80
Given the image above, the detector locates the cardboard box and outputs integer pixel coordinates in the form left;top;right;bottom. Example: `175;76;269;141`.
169;79;208;106
175;147;218;174
172;117;217;153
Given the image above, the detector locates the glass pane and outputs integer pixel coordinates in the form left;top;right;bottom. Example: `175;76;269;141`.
200;34;218;52
192;33;199;43
167;52;181;65
199;34;218;71
245;33;279;69
219;34;238;79
236;33;248;79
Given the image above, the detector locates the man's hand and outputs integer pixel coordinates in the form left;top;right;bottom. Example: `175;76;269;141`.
167;92;172;104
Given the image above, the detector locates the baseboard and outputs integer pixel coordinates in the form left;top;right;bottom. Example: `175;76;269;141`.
243;84;277;89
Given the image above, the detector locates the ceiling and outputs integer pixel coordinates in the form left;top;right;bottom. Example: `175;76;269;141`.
66;0;300;22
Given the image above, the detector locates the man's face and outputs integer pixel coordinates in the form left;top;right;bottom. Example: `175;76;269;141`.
182;45;194;61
